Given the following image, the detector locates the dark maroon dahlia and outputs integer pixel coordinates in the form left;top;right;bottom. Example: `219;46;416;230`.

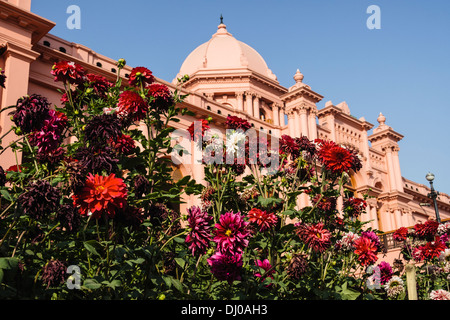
83;113;122;146
19;180;60;220
12;94;51;134
56;203;81;233
41;259;67;288
133;174;150;199
75;145;119;174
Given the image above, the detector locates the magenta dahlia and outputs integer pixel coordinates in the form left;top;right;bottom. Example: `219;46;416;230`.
213;211;250;255
185;206;213;256
207;251;243;284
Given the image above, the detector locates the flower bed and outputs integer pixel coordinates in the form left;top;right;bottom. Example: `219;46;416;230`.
0;62;448;300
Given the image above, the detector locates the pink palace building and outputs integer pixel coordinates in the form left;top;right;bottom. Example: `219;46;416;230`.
0;0;449;261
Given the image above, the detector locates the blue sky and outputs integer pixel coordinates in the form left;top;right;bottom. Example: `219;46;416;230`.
31;0;450;194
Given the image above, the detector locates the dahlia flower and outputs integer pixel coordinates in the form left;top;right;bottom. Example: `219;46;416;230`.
316;139;355;175
287;253;309;280
295;135;316;157
56;204;81;233
255;259;275;285
279;134;300;158
13;94;51;133
188;119;210;142
413;238;446;262
353;236;378;266
128;66;154;87
75;145;119;174
414;220;440;240
225;115;251;131
29;110;67;154
336;231;360;251
247;208;278;232
117;90;148;121
361;230;381;251
437;221;450;236
72;173;127;219
19;180;61;220
185;206;213;256
213;211;250;255
430;289;450;300
84;114;122;145
85;73;112;98
312;195;337;214
133;174;150;199
295;222;332;253
147;83;173;112
383;276;405;298
109;133;136;155
41;259;67;288
51;61;85;85
378;261;393;285
207;251;243;284
393;227;409;242
343;197;367;218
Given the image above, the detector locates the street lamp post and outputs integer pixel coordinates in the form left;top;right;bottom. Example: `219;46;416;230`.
426;172;441;223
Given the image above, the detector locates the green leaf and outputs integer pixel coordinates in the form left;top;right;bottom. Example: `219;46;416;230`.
83;279;102;290
0;257;18;270
84;240;101;257
339;282;361;300
174;257;186;269
171;278;184;293
102;279;122;290
0;189;12;202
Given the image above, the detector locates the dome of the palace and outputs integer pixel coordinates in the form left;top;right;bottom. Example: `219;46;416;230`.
174;23;278;82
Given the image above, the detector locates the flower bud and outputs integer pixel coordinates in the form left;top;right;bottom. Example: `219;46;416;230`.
117;58;126;68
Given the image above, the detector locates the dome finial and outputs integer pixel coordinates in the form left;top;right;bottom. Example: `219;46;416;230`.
294;69;304;83
220;14;224;24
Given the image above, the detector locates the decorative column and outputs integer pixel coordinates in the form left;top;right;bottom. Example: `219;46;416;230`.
272;103;279;126
279;106;286;126
392;146;404;192
308;109;317;140
288;111;295;137
245;92;253;117
384;145;398;192
253;94;260;119
294;109;301;137
236;92;244;112
0;43;40;170
299;107;309;137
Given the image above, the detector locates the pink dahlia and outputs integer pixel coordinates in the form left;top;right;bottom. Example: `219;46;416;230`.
247;208;278;232
72;173;127;219
117;90;148;121
378;261;393;285
295;222;331;253
185;206;213;256
207;251;243;284
255;259;275;285
430;289;450;300
213;211;250;255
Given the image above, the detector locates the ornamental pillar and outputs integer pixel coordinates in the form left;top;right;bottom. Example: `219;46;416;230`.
299;107;309;137
385;146;398;192
0;43;40;170
279;107;286;127
253;94;260;119
236;92;244;112
272;104;279;126
245;92;253;117
392;147;404;192
308;109;317;140
288;111;295;137
294;110;301;137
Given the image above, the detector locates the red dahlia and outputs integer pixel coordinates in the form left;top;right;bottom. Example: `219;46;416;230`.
295;222;331;253
316;139;354;175
247;208;278;232
414;220;439;240
147;83;173;112
73;173;127;219
354;236;378;266
188;119;210;142
393;227;409;242
85;73;113;98
51;61;85;85
109;134;136;155
117;90;148;121
225;115;251;131
128;66;154;87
